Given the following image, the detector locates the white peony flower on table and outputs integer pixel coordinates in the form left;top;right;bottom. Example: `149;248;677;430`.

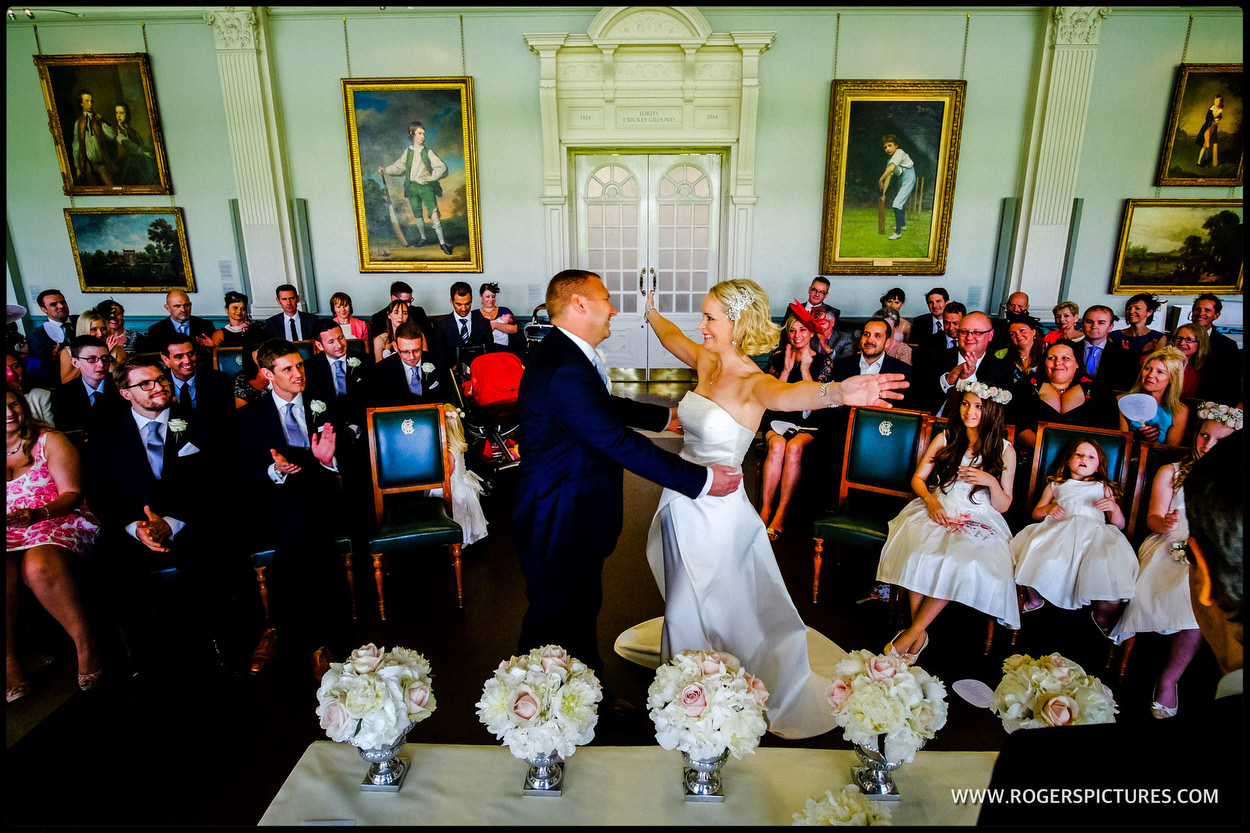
826;649;948;764
315;644;436;749
646;649;769;761
793;784;893;826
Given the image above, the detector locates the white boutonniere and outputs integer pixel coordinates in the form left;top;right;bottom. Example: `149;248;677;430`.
421;362;435;374
346;357;361;370
309;399;327;415
168;418;189;434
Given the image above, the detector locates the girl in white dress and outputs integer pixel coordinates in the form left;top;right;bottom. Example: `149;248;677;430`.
1109;409;1241;719
877;379;1019;663
1012;439;1138;635
640;280;907;738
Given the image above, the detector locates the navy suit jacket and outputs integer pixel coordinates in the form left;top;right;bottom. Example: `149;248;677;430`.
925;349;1016;413
166;367;236;444
1074;339;1139;396
50;376;125;438
141;316;216;356
264;310;320;343
513;328;706;566
911;312;943;341
431;312;494;368
236;391;348;499
370;353;453;409
831;353;915;410
304;352;374;426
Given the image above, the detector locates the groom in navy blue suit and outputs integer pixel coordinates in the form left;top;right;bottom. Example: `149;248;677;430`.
513;270;742;700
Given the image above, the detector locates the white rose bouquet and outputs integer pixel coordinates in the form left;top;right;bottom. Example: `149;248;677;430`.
315;643;436;750
647;649;769;761
826;650;948;764
793;784;893;826
476;645;602;760
991;653;1117;733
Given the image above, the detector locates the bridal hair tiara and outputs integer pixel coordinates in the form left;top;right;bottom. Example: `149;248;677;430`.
724;289;755;322
956;378;1012;405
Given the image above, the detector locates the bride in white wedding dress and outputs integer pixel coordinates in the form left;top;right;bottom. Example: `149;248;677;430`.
620;280;908;739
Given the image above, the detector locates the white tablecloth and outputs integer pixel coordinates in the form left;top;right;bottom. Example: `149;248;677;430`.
260;741;997;826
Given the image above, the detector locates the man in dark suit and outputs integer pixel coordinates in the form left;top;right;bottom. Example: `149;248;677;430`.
927;311;1015;414
978;433;1244;826
832;318;914;409
370;280;432;344
237;338;350;680
85;355;239;675
264;283;320;343
50;335;125;438
800;276;838;321
25;289;76;388
1074;304;1138;396
513;270;742;710
305;319;373;430
160;332;236;441
141;290;216;359
910;287;949;342
431;280;494;368
990;291;1031;352
1189;293;1242;403
371;321;453;409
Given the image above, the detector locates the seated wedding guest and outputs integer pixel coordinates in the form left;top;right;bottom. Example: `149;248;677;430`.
1118;345;1190;447
832;317;914;408
86;356;238;676
233;324;273;408
432;280;494;368
1108;293;1167;362
372;298;409;363
474;282;523;355
1043;300;1083;345
873;307;913;365
758;310;832;541
371;321;453;408
1011;438;1137;635
210;291;251;349
237;339;350;680
801;276;837;318
50;336;125;438
7;352;54;426
95;299;139;356
264;284;318;343
141;290;215;360
1171;322;1215;402
911;287;948;340
59;309;126;385
6;383;103;703
979;430;1243;827
1187;292;1240;386
1110;407;1240;718
305;320;372;430
990;291;1031;352
26;289;75;388
160;333;236;441
809;305;855;361
1012;339;1117;453
876;380;1019;662
370;280;431;343
328;291;370;341
994;317;1044;390
1074;304;1138;396
879;287;912;343
926;311;1013;415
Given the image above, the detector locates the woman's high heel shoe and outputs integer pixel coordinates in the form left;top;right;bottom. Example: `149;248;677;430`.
77;669;103;692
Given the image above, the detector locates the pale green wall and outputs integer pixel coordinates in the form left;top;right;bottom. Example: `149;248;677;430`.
6;6;1242;332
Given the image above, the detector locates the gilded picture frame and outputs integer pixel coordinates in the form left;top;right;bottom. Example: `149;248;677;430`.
343;76;482;273
1156;63;1242;187
34;53;173;196
64;207;195;294
819;79;966;276
1110;199;1242;295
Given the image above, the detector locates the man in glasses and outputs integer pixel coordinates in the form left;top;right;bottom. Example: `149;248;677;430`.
49;335;123;437
802;276;839;321
930;311;1014;414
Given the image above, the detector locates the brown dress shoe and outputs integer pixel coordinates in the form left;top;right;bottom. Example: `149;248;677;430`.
310;646;335;682
249;627;280;675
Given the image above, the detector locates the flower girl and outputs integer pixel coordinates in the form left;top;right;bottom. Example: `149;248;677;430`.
1109;405;1241;719
1011;439;1137;634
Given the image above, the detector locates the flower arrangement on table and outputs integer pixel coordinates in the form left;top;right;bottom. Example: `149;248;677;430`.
990;653;1117;733
475;644;602;760
826;650;948;764
646;649;770;761
315;644;436;749
793;784;894;826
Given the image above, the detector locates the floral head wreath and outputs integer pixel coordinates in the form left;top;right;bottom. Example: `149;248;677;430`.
956;378;1012;405
1197;401;1243;430
723;289;755;322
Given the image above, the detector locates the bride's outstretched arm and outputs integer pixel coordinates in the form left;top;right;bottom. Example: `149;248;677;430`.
755;371;909;413
643;293;701;368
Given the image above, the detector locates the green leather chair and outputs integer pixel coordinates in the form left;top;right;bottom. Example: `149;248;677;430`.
810;406;930;604
366;404;464;618
214;346;245;376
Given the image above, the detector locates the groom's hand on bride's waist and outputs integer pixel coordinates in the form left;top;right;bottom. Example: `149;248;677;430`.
706;465;743;497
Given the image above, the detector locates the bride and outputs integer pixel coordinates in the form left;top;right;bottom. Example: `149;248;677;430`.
639;279;906;738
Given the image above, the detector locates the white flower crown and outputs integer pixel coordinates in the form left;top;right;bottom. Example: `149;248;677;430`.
723;288;755;322
956;378;1012;405
1197;401;1243;430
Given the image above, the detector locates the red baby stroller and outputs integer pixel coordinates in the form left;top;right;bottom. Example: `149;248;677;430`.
453;351;524;484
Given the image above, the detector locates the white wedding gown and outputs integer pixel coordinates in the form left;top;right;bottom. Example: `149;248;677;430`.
624;391;841;740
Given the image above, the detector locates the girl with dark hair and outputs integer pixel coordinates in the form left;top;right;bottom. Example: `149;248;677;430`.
876;379;1019;661
879;287;912;342
372;299;409;363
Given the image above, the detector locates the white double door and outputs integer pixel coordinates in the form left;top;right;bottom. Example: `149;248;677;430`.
573;152;723;376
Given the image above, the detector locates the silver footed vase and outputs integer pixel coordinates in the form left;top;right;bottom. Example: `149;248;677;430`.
359;721;417;792
682;749;729;802
852;733;916;801
522;750;564;796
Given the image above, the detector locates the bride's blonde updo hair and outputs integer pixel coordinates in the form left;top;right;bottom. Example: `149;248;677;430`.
710;279;780;356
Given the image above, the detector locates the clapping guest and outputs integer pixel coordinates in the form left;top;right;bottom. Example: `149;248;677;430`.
809;305;855;361
758;311;832;541
59;310;125;385
1109;294;1167;363
372;299;409;363
6;383;103;702
211;291;251;349
232;324;273;408
95;299;138;356
1118;346;1190;447
329;292;370;341
1044;300;1083;345
928;311;1013;415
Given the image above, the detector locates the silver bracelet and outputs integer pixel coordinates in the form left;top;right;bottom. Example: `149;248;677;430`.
819;381;834;408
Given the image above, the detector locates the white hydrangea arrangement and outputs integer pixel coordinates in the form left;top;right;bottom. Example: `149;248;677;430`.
793;784;894;826
315;643;436;749
476;644;602;760
647;649;770;761
825;650;948;764
990;653;1117;733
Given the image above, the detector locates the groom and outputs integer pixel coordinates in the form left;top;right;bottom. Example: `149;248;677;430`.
513;270;741;709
